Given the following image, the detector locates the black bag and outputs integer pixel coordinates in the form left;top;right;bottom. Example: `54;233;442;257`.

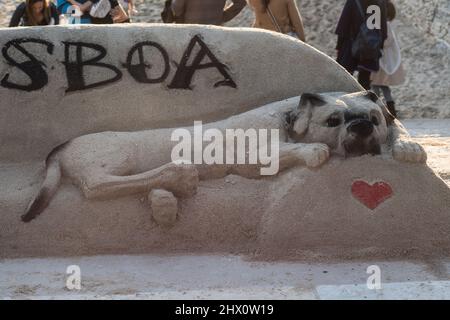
351;0;383;61
161;0;184;23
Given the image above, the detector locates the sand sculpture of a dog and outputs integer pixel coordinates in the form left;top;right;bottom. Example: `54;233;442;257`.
22;91;427;223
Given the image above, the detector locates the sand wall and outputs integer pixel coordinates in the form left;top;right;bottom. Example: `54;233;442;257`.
0;24;361;162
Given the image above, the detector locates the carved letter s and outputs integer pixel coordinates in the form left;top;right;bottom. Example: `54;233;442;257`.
1;38;54;92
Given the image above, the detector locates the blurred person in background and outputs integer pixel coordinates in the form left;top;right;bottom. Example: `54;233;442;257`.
247;0;306;42
171;0;246;25
371;0;405;117
335;0;388;89
57;0;129;24
9;0;59;27
57;0;93;23
119;0;135;18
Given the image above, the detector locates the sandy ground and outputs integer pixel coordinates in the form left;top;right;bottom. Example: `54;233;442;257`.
404;120;450;186
2;254;450;299
1;0;447;118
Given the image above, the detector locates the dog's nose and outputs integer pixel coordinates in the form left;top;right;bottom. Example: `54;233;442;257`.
347;119;374;138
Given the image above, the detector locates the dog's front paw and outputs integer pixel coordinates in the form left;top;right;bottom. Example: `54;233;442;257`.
393;140;427;163
298;143;330;168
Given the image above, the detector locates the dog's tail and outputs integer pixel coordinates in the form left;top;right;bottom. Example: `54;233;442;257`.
21;143;68;222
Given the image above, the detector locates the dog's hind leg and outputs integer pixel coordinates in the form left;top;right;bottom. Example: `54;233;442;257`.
78;163;199;200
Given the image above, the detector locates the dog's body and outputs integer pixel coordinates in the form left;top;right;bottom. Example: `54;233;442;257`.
22;91;427;222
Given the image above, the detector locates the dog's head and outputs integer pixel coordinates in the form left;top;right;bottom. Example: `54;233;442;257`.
285;91;395;157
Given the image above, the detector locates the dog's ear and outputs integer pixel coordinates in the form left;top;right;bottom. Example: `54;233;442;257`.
285;93;325;138
300;93;327;108
364;90;379;103
363;90;395;126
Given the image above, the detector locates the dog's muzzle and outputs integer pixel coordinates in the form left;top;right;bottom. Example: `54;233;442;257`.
344;119;380;156
347;119;374;138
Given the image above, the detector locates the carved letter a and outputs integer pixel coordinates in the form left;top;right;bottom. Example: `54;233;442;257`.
168;35;237;90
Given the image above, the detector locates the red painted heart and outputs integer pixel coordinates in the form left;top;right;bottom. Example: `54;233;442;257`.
351;180;393;210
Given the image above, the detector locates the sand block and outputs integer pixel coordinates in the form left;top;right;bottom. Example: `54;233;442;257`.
0;24;361;162
1;156;449;259
257;157;450;258
148;189;178;228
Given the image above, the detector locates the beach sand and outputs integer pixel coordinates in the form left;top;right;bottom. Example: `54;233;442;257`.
405;120;450;187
